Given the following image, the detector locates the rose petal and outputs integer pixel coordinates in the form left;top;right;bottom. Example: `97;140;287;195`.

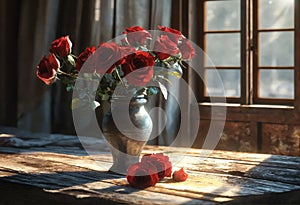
172;168;188;182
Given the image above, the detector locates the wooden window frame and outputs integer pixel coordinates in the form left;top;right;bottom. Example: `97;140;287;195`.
198;0;300;108
253;0;296;105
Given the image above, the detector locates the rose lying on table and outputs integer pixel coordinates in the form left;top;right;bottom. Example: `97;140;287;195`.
126;153;188;189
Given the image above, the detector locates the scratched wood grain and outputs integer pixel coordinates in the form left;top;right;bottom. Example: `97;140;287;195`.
0;128;300;204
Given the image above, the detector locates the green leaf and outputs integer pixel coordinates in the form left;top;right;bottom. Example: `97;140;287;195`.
67;55;76;67
101;94;110;101
66;84;73;92
148;87;159;95
168;71;182;79
71;98;80;110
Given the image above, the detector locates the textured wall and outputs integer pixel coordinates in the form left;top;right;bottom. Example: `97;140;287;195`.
194;120;300;156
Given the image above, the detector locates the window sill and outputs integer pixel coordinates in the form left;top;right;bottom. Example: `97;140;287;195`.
197;102;298;123
199;102;294;110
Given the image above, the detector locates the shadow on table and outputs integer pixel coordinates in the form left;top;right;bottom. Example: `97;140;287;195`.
0;170;141;204
0;180;128;205
0;170;124;189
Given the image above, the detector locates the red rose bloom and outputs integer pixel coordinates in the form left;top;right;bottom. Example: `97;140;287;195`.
154;35;180;60
126;161;159;189
94;42;122;74
122;51;154;86
141;153;172;179
179;38;195;60
124;26;151;46
119;46;136;58
36;53;60;85
172;168;188;182
49;36;72;58
76;46;96;71
158;25;183;43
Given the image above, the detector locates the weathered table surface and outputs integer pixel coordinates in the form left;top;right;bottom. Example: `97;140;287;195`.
0;127;300;205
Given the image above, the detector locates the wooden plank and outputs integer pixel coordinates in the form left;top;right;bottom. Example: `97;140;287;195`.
143;146;300;165
0;164;212;205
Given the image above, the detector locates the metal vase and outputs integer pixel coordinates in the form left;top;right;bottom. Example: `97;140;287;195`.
101;96;152;175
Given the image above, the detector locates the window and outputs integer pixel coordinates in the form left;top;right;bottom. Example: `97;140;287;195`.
200;0;299;106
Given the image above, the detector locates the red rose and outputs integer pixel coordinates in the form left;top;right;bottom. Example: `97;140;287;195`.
126;161;159;189
36;53;60;85
124;26;151;46
154;35;180;60
179;38;195;60
122;51;154;86
172;168;188;182
94;42;122;74
158;25;183;43
141;153;172;179
49;36;72;58
76;46;96;71
119;46;136;58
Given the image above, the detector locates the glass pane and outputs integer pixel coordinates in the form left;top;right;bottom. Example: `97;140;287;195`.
205;0;240;31
205;33;240;66
205;69;240;97
259;0;294;29
259;69;294;99
259;32;294;66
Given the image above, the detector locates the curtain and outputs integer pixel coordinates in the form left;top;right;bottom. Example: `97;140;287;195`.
1;0;176;141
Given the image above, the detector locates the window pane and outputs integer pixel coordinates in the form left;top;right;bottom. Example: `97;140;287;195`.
205;69;240;97
259;69;294;99
259;0;294;29
259;32;294;66
205;33;240;66
205;0;240;31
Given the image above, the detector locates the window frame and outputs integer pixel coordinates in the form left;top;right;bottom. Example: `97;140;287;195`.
199;0;299;107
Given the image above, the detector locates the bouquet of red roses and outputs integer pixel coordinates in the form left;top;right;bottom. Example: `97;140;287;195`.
36;25;195;105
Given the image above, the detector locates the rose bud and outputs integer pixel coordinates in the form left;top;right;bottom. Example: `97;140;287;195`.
141;153;172;179
172;168;188;182
179;38;195;60
124;26;151;46
76;46;96;71
50;35;72;58
36;53;60;85
154;35;180;61
126;161;159;189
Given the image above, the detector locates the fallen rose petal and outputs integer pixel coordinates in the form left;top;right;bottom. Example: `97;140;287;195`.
172;168;188;182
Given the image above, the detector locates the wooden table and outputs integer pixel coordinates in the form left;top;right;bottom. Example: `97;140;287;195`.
0;127;300;204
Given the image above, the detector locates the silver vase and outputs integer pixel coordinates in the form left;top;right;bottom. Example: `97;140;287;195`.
101;96;152;175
